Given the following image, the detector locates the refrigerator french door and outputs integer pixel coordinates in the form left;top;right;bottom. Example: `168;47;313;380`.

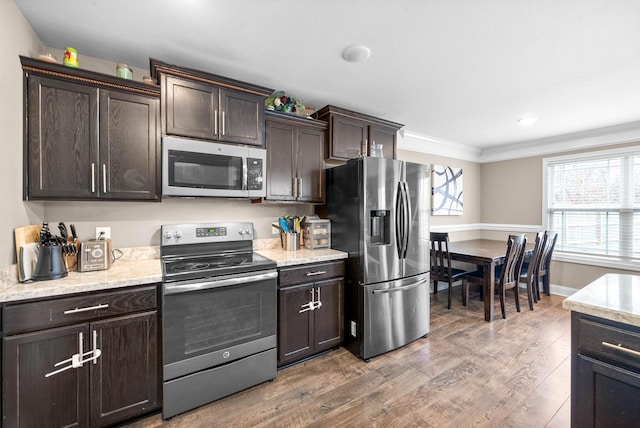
326;157;430;360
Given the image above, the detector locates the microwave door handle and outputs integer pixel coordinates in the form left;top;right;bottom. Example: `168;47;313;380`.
242;156;248;191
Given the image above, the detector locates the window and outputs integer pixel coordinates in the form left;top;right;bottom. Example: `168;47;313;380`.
544;146;640;267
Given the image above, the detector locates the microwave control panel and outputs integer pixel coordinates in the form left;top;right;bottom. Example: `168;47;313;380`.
247;158;264;190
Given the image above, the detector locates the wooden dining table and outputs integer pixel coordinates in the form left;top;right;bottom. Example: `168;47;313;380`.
447;239;533;322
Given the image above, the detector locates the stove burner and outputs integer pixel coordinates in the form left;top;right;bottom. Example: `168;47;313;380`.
162;250;275;283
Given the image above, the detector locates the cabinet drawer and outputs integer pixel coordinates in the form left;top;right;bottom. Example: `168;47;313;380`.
3;285;158;335
577;315;640;373
279;261;345;287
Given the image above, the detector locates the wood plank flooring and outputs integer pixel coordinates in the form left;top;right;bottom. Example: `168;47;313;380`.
125;288;571;428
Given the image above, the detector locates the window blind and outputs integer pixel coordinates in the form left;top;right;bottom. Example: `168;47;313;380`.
546;149;640;262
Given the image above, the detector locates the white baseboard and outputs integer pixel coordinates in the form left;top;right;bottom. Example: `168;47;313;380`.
432;280;576;298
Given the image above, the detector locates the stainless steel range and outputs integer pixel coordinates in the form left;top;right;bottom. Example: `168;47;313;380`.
160;222;277;419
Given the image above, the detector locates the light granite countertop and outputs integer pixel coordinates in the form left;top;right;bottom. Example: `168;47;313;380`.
0;244;347;303
0;259;162;303
563;273;640;327
255;247;348;267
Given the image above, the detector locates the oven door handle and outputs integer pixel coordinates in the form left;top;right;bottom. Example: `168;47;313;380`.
164;270;278;295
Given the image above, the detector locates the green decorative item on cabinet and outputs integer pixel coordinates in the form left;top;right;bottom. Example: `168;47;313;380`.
265;91;305;114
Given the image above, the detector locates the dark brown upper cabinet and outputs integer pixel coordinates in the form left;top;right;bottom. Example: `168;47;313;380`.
262;111;327;203
21;56;161;201
150;58;273;147
314;105;403;161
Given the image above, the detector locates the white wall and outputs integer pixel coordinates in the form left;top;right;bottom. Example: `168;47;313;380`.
0;0;313;268
1;0;45;267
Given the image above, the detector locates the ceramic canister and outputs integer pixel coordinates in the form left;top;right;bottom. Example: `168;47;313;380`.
116;63;133;79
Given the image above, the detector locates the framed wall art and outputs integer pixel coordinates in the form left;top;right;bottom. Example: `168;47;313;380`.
431;164;463;216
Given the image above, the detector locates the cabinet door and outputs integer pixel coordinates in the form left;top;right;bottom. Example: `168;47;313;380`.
573;354;640;428
89;311;159;427
27;75;98;199
164;76;219;140
3;324;90;427
278;284;314;366
99;90;160;200
265;120;296;201
368;123;397;159
314;278;344;352
296;126;325;203
330;115;367;160
220;89;265;146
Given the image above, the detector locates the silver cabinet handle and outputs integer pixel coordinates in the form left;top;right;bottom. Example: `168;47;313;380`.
602;341;640;358
102;164;107;193
222;111;226;136
91;163;96;193
315;286;322;309
88;329;102;365
306;271;326;277
64;303;109;314
214;109;218;135
298;178;302;198
292;177;298;198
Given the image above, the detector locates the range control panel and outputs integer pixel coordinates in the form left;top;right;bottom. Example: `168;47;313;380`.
196;227;227;238
161;222;254;246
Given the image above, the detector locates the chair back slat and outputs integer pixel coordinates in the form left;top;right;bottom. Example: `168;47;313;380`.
430;232;452;281
500;234;527;289
540;231;558;274
526;233;547;279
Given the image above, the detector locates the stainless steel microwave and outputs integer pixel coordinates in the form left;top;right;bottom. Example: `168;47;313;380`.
162;136;266;198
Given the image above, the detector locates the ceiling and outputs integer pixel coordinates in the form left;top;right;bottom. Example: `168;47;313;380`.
13;0;640;155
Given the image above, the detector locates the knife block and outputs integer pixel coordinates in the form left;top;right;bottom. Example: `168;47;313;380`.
63;238;81;272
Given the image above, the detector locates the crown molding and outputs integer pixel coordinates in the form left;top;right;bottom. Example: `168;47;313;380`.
398;130;482;162
479;121;640;163
399;121;640;164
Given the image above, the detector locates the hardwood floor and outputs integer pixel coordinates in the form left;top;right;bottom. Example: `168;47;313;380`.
125;288;571;428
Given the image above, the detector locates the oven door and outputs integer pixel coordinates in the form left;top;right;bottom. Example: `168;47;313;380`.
162;136;266;198
162;269;277;381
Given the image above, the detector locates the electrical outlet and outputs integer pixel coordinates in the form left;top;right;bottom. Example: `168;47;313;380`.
95;227;111;240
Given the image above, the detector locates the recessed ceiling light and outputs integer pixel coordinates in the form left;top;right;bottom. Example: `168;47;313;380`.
517;116;539;126
342;45;371;63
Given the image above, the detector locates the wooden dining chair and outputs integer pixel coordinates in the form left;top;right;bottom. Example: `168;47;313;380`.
463;234;527;318
430;232;475;309
536;230;558;298
518;232;546;310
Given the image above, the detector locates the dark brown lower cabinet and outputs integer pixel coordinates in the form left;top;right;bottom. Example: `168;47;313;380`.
571;312;640;427
277;261;344;367
2;285;159;427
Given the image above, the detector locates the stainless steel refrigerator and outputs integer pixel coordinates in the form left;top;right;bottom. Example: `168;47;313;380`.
325;157;430;360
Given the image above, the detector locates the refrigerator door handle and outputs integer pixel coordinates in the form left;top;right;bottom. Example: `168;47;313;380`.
395;181;411;260
401;181;411;259
371;278;428;294
395;181;404;259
